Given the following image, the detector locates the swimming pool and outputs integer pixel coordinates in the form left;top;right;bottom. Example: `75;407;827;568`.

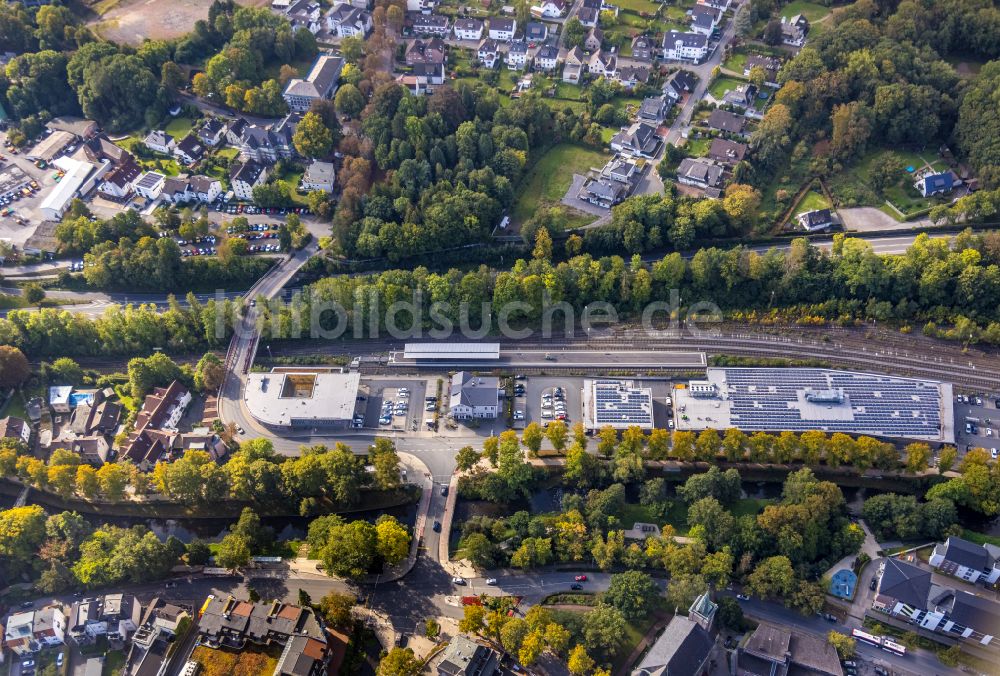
69;392;94;407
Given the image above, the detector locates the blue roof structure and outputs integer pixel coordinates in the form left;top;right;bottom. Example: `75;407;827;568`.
830;569;857;599
920;172;954;196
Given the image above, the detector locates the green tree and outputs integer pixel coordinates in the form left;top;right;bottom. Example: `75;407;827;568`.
546;420;568;451
375;515;410;565
582;604;627;656
603;571;658;620
746;555;797;599
827;631;856;659
522;422;544;455
318;592;356;627
0;346;30;388
938;446;957;473
716;596;745;630
23;283;45;305
216;533;251;570
456;446;481;471
186;539;211;565
567;645;595;675
293;111;335;158
666;573;708;610
335;83;365;118
194;352;225;392
377;647;421;676
49;357;83;385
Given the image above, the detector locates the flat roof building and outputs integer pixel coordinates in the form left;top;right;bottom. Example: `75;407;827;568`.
39;158;97;221
403;343;501;361
583;379;654;430
245;370;360;427
674;368;954;443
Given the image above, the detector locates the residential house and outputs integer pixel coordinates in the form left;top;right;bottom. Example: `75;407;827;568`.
601;155;639;185
230;160;270;201
915;171;956;197
83;135;130;166
235;116;298;164
408;12;450;36
131;600;190;650
874;558;933;619
327;3;372;37
638;95;670;124
68;594;142;645
632;593;716;676
437;635;501;676
197;597;327;657
588;49;617;78
535;45;560;71
453;18;484;41
285;0;323;34
50;385;73;414
197;118;227;148
488;17;516;41
524;21;548;42
68;389;122;438
734;624;843;676
610;121;661;158
160;175;221;204
707;138;747;167
577;7;599;27
405;37;446;65
283;54;343;112
225;118;248;145
120;380;192;471
797;208;834;231
698;0;729;10
664;70;697;101
406;0;437;13
0;416;30;445
744;54;782;86
722;82;758;108
690;4;720;35
530;0;564;19
133;171;166;200
631;34;655;61
507;41;529;70
143;130;175;155
930;536;1000;585
706;109;746;134
478;39;501;68
302;160;336;192
562;46;585;82
584;25;603;52
4;608;66;656
781;14;809;47
662;30;708;62
173;135;205;165
615;64;650;89
71;437;110;466
97;155;142;199
580;178;627;208
677;158;723;191
449;372;501;419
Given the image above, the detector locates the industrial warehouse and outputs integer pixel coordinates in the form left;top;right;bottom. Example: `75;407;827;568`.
244;369;361;427
673;368;955;444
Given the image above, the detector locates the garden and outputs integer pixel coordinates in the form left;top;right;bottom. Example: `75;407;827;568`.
191;645;282;676
512;143;609;224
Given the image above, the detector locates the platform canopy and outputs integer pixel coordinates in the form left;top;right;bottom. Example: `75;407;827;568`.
403;343;501;360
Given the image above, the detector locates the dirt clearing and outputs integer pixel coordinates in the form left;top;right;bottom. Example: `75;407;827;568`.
89;0;270;45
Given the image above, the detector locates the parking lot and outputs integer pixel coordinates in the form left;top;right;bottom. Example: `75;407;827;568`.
516;376;676;431
363;378;430;433
954;392;1000;457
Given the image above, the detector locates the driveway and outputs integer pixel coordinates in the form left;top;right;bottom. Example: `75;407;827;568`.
840;207;931;232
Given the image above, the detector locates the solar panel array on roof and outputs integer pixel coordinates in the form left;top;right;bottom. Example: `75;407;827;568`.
592;380;653;427
720;368;943;439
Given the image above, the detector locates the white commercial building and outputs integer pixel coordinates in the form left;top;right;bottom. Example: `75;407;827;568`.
301;160;335;193
245;370;361;427
583;379;654;431
39;158;97;221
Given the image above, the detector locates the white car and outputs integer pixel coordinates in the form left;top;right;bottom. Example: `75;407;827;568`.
485;578;497;585
541;410;553;418
452;577;466;585
56;653;64;667
736;593;750;600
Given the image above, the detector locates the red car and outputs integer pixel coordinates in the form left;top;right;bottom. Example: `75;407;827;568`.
574;575;587;582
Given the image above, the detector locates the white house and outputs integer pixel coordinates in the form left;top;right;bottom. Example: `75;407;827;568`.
160;175;221;204
4;607;66;656
588;50;617;78
914;171;956;197
507;41;529;70
0;416;31;445
97;157;142;199
449;372;501;419
534;45;560;71
302;160;336;193
406;0;437;13
196;118;227;147
929;536;1000;585
690;4;720;35
173;135;205;165
781;14;809;47
286;0;323;34
562;46;585;83
697;0;729;10
662;30;708;62
488;17;516;41
50;385;73;414
68;594;141;645
478;39;501;68
530;0;565;18
230;160;269;201
796;209;834;231
143;130;174;155
327;3;373;37
677;158;723;190
453;18;484;41
133;172;166;200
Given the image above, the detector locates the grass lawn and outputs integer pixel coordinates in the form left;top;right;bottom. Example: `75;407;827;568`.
793;189;831;215
164;117;195;138
553;82;585;101
601;126;619;143
962;530;1000;547
683;138;711;157
102;650;126;676
191;645;281;676
708;76;748;100
216;147;239;161
781;0;831;22
731;497;775;518
0;389;29;420
615;0;660;13
513;143;609;223
723;51;748;73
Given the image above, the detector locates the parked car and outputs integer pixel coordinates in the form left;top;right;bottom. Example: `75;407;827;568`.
485;578;497;585
56;653;64;667
452;577;465;585
736;594;750;600
574;575;587;581
570;583;583;590
432;521;441;532
441;486;448;497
